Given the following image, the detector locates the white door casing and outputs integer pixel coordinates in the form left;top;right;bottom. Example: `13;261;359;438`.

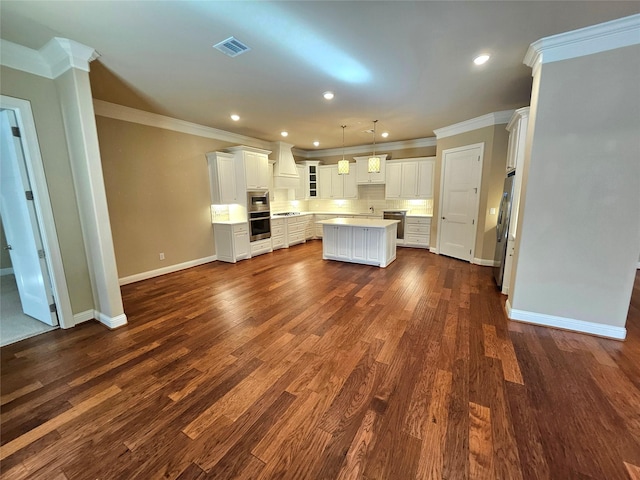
0;96;73;328
0;110;58;326
437;143;484;262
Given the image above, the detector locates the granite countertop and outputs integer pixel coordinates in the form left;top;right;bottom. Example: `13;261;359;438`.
212;219;247;225
316;218;400;228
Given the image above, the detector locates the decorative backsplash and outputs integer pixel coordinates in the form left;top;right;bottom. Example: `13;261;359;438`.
270;184;433;215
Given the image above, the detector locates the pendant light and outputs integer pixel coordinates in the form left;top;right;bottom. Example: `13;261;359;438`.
337;125;349;175
368;119;381;173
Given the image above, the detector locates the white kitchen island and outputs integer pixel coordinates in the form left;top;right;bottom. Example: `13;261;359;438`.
316;218;399;268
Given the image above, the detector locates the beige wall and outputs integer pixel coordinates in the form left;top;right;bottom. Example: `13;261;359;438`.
96;116;236;278
509;45;640;328
0;66;94;314
0;217;11;269
433;125;510;261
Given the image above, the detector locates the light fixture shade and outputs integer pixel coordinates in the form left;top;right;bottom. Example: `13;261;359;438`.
368;156;381;173
338;159;350;175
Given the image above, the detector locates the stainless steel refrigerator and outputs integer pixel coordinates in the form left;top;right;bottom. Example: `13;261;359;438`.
493;171;515;288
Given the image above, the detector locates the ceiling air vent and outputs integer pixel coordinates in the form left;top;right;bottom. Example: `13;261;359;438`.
213;37;251;58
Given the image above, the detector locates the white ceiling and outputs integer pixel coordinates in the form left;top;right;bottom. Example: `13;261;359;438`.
1;1;638;150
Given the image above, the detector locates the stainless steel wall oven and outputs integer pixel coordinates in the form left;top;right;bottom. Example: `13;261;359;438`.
247;190;271;241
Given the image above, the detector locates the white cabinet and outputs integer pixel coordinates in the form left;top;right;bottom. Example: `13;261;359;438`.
271;217;285;250
506;107;530;234
207;152;240;204
244;151;269;190
286;216;306;247
385;158;435;199
354;154;387;184
385;163;402;199
352;227;381;263
226;146;272;192
214;223;250;263
318;220;398;267
293;164;306;200
319;165;357;199
322;225;352;259
404;216;431;249
250;238;272;257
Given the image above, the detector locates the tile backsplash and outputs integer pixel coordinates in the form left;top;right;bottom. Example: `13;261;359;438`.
270;184;433;215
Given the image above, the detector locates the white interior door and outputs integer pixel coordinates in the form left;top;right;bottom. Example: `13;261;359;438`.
0;110;58;326
438;144;483;262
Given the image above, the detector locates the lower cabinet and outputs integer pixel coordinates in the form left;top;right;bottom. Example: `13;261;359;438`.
322;225;393;267
403;216;431;248
352;227;381;263
214;223;250;263
271;218;286;250
250;238;273;257
286;216;306;246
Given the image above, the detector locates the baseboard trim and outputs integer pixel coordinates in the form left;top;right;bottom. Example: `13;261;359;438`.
473;257;499;267
505;299;626;340
73;309;95;325
96;312;128;329
637;261;640;269
0;268;14;276
429;247;438;254
119;255;217;286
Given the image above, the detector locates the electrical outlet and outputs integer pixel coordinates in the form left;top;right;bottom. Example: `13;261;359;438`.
490;208;496;215
159;252;165;260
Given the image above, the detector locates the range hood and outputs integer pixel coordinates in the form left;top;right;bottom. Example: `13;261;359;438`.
271;141;300;189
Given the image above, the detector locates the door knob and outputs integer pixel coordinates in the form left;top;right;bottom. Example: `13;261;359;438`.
3;245;12;250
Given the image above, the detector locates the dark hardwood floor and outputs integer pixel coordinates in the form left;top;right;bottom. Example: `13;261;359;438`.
1;241;639;479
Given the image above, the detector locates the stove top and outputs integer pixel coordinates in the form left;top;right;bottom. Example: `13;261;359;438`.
273;212;302;217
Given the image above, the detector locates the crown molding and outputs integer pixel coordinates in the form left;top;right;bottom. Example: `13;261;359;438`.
433;110;515;139
40;37;100;78
292;137;436;159
506;106;530;132
524;13;640;75
0;39;52;78
93;99;272;149
1;37;99;79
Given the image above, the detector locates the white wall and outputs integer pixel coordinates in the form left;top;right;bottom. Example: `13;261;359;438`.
509;44;640;336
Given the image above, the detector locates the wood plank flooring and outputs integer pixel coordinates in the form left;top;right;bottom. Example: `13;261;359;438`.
1;241;639;479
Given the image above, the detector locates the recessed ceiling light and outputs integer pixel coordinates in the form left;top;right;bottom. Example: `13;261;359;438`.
474;54;490;65
230;114;240;121
381;132;389;138
281;131;288;137
313;141;320;147
323;91;334;100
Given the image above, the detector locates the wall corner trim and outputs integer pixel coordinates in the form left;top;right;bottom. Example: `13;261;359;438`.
96;312;128;329
524;13;640;72
472;258;499;267
118;255;217;286
433;110;516;139
505;299;627;340
73;309;96;326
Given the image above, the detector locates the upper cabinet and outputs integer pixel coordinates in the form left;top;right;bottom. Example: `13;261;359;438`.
354;154;388;184
226;146;271;191
506;107;530;234
385;157;435;199
206;152;239;204
319;165;358;199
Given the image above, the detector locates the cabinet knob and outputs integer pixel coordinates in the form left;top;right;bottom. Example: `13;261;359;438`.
441;217;446;220
3;245;12;250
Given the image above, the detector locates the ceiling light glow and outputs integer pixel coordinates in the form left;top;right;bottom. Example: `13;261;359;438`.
230;114;240;121
313;141;320;147
381;132;389;138
281;131;288;137
323;91;334;100
474;54;490;65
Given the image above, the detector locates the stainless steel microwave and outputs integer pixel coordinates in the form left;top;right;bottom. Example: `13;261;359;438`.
247;190;270;212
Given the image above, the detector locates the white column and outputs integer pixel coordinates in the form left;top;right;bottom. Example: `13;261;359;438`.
42;38;127;328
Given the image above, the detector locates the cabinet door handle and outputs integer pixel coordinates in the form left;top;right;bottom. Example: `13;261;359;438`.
3;245;12;250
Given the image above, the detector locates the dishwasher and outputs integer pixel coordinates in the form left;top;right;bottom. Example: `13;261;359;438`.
383;210;406;240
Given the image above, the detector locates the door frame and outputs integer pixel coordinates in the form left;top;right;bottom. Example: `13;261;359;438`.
436;142;485;262
1;95;73;328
